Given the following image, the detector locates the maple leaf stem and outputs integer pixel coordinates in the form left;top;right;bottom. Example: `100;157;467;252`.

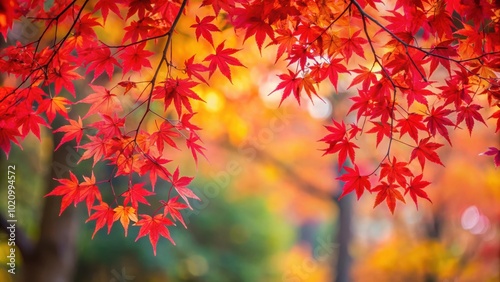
392;138;417;148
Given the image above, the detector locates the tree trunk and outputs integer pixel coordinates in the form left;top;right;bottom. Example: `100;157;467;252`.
334;165;353;282
21;115;79;282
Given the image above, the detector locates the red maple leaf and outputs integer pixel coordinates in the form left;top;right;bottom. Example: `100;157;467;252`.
191;16;220;46
126;0;152;19
424;105;454;144
337;165;371;200
162;196;188;228
37;96;72;123
186;132;207;164
153;78;204;116
135;214;175;256
323;138;359;170
93;0;122;23
270;69;318;106
410;137;444;169
85;47;120;80
397;113;427;144
489;109;500;133
0;121;21;159
45;171;82;215
340;30;368;62
48;59;83;97
122;17;155;43
88;114;124;138
372;181;405;214
203;41;245;82
177;112;202;132
320;120;347;145
79;85;122;118
140;154;171;191
456;103;486;134
184;55;209;84
53;116;84;150
119;42;154;74
171;167;200;208
379;156;414;188
405;174;432;209
366;121;394;147
78;135;108;167
348;89;372;121
150;121;180;153
479;147;500;168
18;109;49;140
349;65;378;89
231;3;275;51
319;59;350;91
122;183;155;209
86;202;116;239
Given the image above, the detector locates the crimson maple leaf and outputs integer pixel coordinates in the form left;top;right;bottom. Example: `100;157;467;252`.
479;147;500;168
177;112;202;132
119;42;154;74
379;156;413;188
150;121;180;153
85;46;120;80
45;171;81;215
319;59;350;91
140;154;171;191
79;172;102;215
86;202;115;239
405;174;432;209
153;78;204;117
88;114;124;138
372;181;405;214
203;41;245;82
171;167;200;208
135;214;175;256
37;96;72;123
410;137;444;169
366;121;394;147
78;135;107;167
19;110;49;140
340;30;368;62
490;109;500;133
184;55;209;84
424;105;454;144
93;0;122;23
186;132;207;164
397;113;427;144
320;120;347;145
191;16;220;46
162;196;188;228
53;116;84;150
322;138;359;170
270;69;318;106
122;183;155;209
337;165;371;200
79;85;122;118
0;121;21;158
456;103;486;135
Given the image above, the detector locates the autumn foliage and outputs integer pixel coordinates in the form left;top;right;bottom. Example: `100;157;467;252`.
0;0;499;255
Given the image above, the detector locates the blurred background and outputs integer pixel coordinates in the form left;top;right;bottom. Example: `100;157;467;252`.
1;1;499;281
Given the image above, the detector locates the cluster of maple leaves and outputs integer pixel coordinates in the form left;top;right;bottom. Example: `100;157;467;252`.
0;0;499;255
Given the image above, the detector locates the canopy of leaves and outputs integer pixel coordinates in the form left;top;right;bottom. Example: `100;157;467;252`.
0;0;498;254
